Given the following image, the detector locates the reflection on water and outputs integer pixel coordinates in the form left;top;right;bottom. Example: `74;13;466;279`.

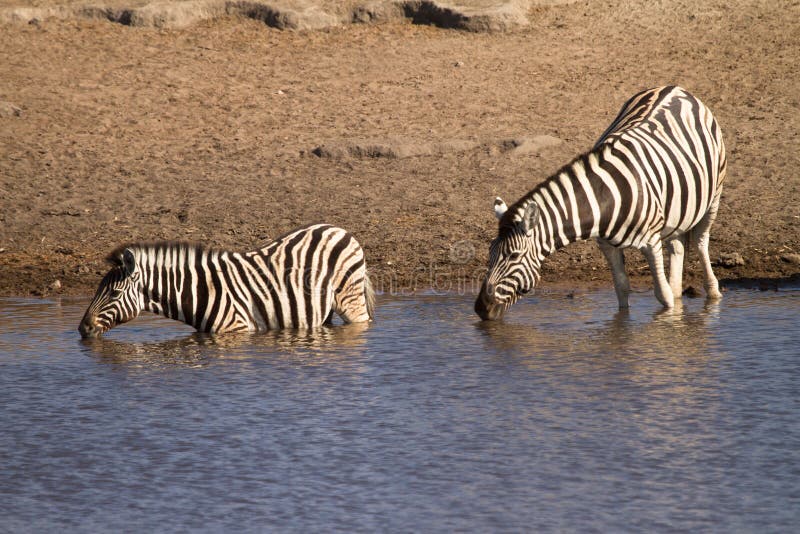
81;322;371;369
477;298;724;373
475;297;734;494
1;290;799;532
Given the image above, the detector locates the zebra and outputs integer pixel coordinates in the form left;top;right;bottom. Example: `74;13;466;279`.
475;86;727;320
79;223;374;337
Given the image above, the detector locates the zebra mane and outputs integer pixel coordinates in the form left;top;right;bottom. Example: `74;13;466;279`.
104;224;338;265
105;241;213;265
500;150;592;231
504;137;623;230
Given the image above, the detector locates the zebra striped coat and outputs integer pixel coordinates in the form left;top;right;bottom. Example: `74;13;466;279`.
79;224;374;337
476;86;727;319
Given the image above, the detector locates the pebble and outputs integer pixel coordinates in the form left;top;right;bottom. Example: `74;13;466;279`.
0;101;22;118
716;252;745;267
49;279;62;291
780;253;800;265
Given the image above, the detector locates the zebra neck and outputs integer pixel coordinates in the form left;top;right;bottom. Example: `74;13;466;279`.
532;156;604;253
138;247;210;329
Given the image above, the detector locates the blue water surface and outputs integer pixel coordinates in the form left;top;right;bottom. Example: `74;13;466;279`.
1;289;798;532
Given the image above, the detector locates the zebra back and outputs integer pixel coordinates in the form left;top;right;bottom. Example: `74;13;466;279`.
504;85;726;250
592;86;673;149
243;223;372;330
597;86;726;186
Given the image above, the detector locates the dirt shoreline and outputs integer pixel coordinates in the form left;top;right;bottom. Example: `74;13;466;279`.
2;0;799;298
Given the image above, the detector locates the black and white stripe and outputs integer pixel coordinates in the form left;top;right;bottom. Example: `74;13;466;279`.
476;86;726;319
80;224;374;337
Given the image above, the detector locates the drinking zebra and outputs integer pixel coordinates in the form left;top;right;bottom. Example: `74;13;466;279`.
79;224;374;337
475;86;727;320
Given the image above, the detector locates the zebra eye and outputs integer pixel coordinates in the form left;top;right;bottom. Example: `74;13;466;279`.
508;251;523;261
109;289;124;299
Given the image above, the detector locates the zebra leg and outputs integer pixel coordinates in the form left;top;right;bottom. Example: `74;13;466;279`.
597;239;630;308
692;200;723;300
640;239;675;308
665;235;686;302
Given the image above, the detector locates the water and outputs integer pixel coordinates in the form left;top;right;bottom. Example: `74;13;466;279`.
1;289;799;532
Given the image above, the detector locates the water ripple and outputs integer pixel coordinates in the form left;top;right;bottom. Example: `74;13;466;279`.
1;290;799;532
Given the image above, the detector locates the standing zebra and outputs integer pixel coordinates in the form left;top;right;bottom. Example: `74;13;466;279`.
475;86;727;320
79;224;374;337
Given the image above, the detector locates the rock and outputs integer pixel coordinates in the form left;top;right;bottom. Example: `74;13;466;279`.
716;252;745;268
228;1;340;30
352;0;404;24
0;6;66;24
49;279;62;291
1;0;581;32
780;253;800;265
403;0;532;32
128;0;225;29
0;101;22;118
312;138;480;159
311;143;350;159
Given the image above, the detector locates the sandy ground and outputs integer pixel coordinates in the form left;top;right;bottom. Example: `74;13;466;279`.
1;0;799;298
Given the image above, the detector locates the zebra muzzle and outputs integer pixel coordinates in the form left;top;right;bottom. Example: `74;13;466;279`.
475;284;505;321
78;317;102;338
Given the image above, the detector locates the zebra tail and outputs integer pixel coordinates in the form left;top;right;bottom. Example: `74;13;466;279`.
364;272;376;320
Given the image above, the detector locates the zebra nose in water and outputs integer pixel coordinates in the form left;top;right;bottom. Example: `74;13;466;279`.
475;292;504;321
79;318;99;338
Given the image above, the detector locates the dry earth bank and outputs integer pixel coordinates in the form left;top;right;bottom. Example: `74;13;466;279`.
1;0;799;298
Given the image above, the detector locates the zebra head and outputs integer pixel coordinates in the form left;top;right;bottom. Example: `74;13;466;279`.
79;248;143;338
475;197;543;321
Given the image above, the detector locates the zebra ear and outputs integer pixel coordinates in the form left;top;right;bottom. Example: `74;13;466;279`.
121;248;136;275
494;197;508;220
521;202;540;235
